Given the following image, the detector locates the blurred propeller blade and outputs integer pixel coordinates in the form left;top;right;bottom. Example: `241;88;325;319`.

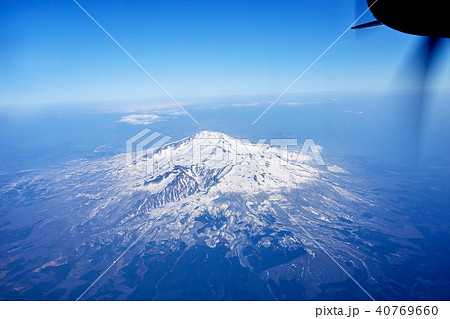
353;0;380;39
405;37;443;130
352;20;383;30
392;36;445;153
354;0;367;20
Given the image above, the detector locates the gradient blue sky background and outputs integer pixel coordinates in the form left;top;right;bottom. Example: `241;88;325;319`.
1;0;449;106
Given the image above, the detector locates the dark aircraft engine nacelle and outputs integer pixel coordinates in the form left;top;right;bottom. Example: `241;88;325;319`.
367;0;450;38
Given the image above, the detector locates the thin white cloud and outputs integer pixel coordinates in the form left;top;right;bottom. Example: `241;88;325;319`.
119;114;163;125
87;100;199;115
230;102;261;107
283;102;307;106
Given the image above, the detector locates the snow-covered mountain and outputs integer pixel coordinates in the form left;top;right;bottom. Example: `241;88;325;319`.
0;131;422;300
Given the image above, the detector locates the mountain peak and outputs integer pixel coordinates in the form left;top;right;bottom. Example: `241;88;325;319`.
191;130;235;140
134;130;327;195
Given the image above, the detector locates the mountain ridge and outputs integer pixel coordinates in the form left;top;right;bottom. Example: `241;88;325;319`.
0;131;420;300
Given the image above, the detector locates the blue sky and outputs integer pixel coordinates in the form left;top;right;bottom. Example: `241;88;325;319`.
1;0;449;106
